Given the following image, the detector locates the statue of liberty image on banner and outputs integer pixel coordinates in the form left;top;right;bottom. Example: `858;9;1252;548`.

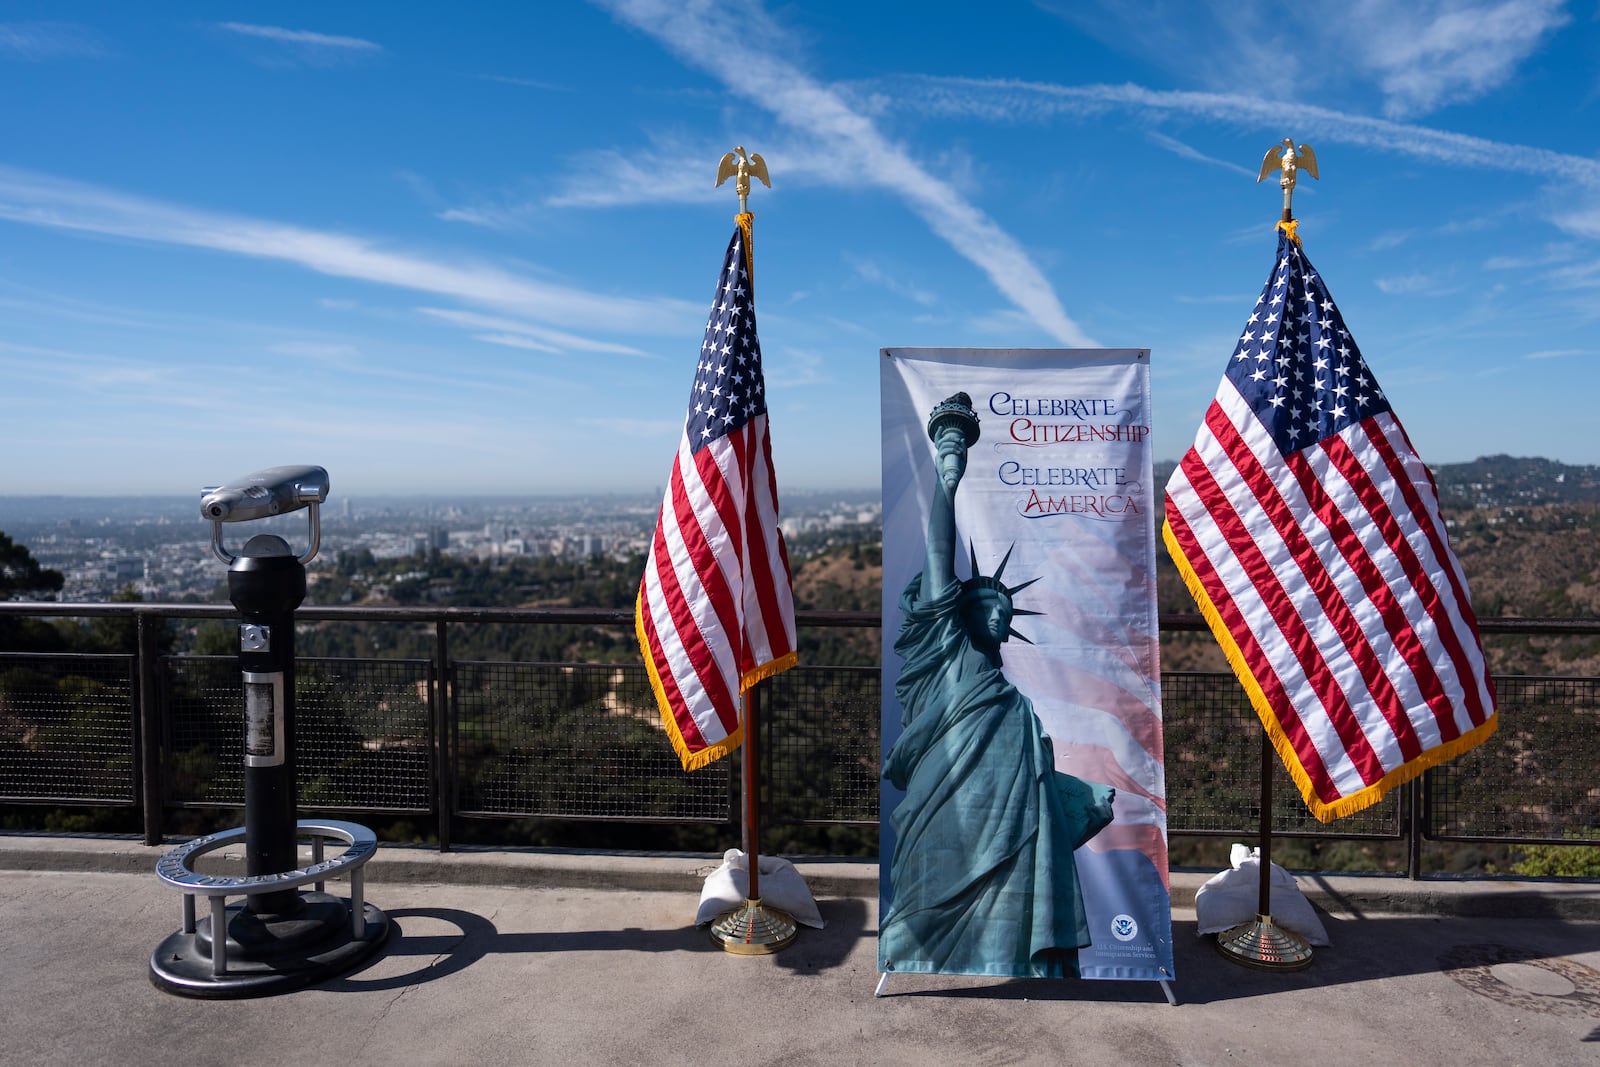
879;349;1174;983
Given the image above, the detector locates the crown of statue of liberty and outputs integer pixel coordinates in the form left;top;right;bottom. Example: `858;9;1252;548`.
961;541;1044;643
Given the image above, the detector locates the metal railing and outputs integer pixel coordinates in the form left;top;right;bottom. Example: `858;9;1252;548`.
2;601;1597;877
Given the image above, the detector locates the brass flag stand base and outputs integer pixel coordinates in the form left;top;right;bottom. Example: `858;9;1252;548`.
1215;711;1315;972
709;898;797;955
1215;914;1313;971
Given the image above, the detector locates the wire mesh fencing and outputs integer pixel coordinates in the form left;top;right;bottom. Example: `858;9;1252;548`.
1161;671;1400;838
2;605;1597;868
451;660;729;822
762;664;881;826
0;652;135;804
1428;675;1600;845
164;655;433;812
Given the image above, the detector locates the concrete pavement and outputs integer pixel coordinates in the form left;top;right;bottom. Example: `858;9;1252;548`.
2;835;1598;1066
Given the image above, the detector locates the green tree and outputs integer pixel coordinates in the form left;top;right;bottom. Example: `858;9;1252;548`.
80;585;145;653
0;531;63;600
0;531;67;651
1507;833;1600;878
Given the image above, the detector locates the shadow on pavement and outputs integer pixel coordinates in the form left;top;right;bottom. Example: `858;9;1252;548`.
775;897;869;977
324;899;872;993
324;907;711;993
875;915;1600;1008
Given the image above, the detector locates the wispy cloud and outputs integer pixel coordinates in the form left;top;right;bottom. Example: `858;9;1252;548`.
1370;230;1418;251
882;76;1600;194
474;333;563;354
852;259;938;307
216;22;382;53
0;342;212;405
1349;0;1569;118
1522;348;1587;360
595;0;1097;347
1036;1;1568;119
1374;271;1457;296
0;21;104;60
0;165;698;343
1173;293;1251;306
541;133;877;216
1558;196;1600;241
476;73;572;92
269;341;361;360
0;283;163;331
0;278;378;343
1147;132;1254;177
574;416;682;437
764;345;830;388
543;140;725;210
439;135;749;226
1543;260;1600;289
1483;244;1579;270
435;203;536;230
414;307;659;356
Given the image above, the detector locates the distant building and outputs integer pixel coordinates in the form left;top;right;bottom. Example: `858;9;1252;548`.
108;557;146;584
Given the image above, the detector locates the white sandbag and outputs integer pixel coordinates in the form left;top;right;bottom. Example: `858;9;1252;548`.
1194;843;1330;946
695;849;825;929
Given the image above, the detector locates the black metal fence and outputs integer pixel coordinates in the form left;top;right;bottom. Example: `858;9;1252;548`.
0;651;136;805
2;602;1597;877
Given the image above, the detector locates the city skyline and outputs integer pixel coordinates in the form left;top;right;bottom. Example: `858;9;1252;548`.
3;2;1598;496
3;485;884;603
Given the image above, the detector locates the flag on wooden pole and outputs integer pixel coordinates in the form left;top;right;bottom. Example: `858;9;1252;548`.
1164;224;1497;821
636;216;797;771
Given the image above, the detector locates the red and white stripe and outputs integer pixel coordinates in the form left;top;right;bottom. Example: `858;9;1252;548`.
1165;375;1495;819
637;412;796;771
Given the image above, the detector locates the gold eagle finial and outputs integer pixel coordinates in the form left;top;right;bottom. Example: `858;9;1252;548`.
716;146;770;213
1258;138;1319;222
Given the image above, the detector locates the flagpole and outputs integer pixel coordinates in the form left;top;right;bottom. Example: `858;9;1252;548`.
1214;140;1322;972
706;148;796;955
743;689;762;904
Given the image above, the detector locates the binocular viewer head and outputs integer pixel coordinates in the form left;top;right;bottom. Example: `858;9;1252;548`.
201;465;329;523
201;465;329;565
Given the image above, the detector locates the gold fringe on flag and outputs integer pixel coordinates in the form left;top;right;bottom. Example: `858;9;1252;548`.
634;589;744;772
1161;519;1497;822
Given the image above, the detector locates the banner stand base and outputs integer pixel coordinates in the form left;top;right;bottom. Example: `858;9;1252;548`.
874;971;1178;1002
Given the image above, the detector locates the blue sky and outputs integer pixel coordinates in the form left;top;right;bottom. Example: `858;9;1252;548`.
1;1;1597;497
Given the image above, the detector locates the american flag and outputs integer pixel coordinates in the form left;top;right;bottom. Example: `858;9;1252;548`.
636;221;797;771
1163;227;1497;821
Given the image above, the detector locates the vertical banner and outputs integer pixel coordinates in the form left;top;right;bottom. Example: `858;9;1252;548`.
879;348;1172;983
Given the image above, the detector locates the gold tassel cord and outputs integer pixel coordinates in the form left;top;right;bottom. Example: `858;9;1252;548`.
736;211;755;281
